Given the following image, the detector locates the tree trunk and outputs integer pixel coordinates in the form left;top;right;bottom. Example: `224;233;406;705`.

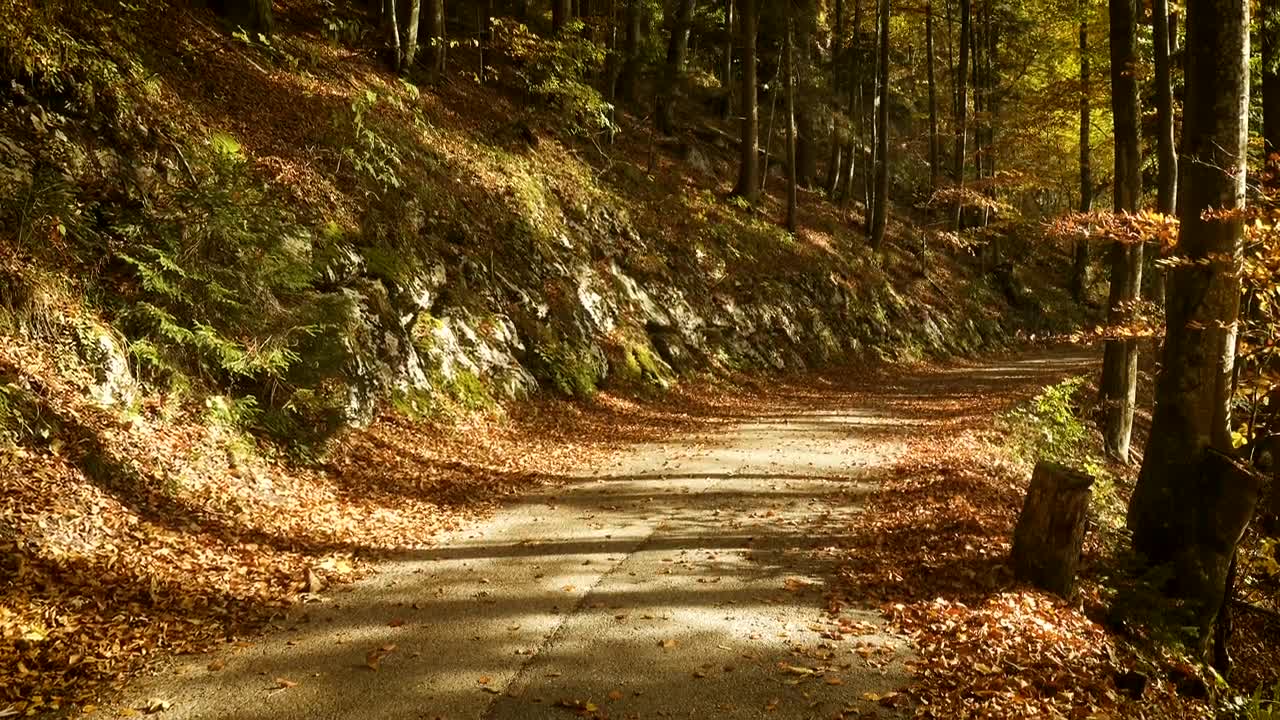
402;0;422;68
422;0;445;73
720;0;735;120
1265;0;1280;164
552;0;571;33
952;0;970;231
1129;0;1254;656
657;0;696;134
224;0;273;37
825;0;845;198
926;0;939;191
869;0;889;248
1011;461;1095;597
619;0;642;102
1151;0;1176;306
732;0;759;203
387;0;402;71
785;16;798;233
794;7;818;188
1100;0;1143;463
1071;10;1091;302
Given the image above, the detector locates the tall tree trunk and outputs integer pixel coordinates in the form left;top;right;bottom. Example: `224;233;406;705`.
619;0;642;102
952;0;971;231
552;0;571;33
224;0;274;37
402;0;422;67
1128;0;1252;653
421;0;446;72
825;0;845;197
387;0;402;71
657;0;696;134
1264;0;1280;165
840;0;864;208
721;0;735;120
732;0;760;203
1072;9;1091;302
926;0;939;191
785;15;799;232
1100;0;1144;463
1151;0;1176;306
794;9;818;188
869;0;889;248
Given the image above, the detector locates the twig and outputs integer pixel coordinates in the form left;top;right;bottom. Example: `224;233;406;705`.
1232;598;1280;622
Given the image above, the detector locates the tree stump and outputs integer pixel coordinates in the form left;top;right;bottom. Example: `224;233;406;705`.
1011;461;1095;597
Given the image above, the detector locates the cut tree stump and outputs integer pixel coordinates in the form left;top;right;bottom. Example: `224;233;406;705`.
1010;460;1095;597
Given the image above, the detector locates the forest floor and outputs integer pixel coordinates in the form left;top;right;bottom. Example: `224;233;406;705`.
95;346;1204;720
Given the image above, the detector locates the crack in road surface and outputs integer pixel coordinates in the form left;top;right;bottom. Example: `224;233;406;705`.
114;352;1092;720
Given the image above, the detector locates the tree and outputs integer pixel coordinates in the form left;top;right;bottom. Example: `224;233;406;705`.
825;0;846;197
657;0;697;135
221;0;273;38
793;2;818;187
1150;0;1175;305
552;0;571;33
403;0;422;68
1265;0;1280;163
619;0;643;102
1071;3;1090;301
732;0;760;203
424;0;447;73
952;0;970;230
785;10;798;232
1127;0;1252;656
869;0;889;247
720;0;735;119
1099;0;1142;463
926;0;939;190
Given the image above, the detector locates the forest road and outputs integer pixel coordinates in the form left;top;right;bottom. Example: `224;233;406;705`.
114;349;1093;720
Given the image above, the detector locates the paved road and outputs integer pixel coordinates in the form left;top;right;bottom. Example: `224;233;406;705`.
114;352;1091;720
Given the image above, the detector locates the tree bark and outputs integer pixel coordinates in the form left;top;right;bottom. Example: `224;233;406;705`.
552;0;572;33
952;0;970;231
1264;0;1280;164
421;0;446;73
869;0;889;248
1011;461;1095;598
1151;0;1176;306
1100;0;1143;463
1071;9;1091;302
794;9;818;188
785;15;798;233
657;0;697;135
732;0;759;203
825;0;845;197
1129;0;1254;654
618;0;642;102
387;0;402;71
224;0;273;37
721;0;735;120
926;0;939;191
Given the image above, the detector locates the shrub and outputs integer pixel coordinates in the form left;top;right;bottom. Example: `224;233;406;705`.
490;19;614;136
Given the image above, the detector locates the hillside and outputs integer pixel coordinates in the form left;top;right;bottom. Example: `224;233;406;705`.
0;0;1097;714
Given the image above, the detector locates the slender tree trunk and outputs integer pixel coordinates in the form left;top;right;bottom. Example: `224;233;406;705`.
1151;0;1176;307
1072;10;1091;302
869;0;889;248
794;10;818;188
619;0;642;102
825;0;846;197
721;0;735;119
1101;0;1144;463
840;0;864;208
552;0;571;33
1129;0;1252;655
387;0;402;70
785;15;798;232
402;0;422;67
657;0;696;135
952;0;971;231
419;0;445;73
927;0;939;191
1264;0;1280;165
224;0;274;37
732;0;760;203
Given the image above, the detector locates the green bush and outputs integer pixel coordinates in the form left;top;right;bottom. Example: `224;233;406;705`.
113;132;322;388
490;19;614;136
